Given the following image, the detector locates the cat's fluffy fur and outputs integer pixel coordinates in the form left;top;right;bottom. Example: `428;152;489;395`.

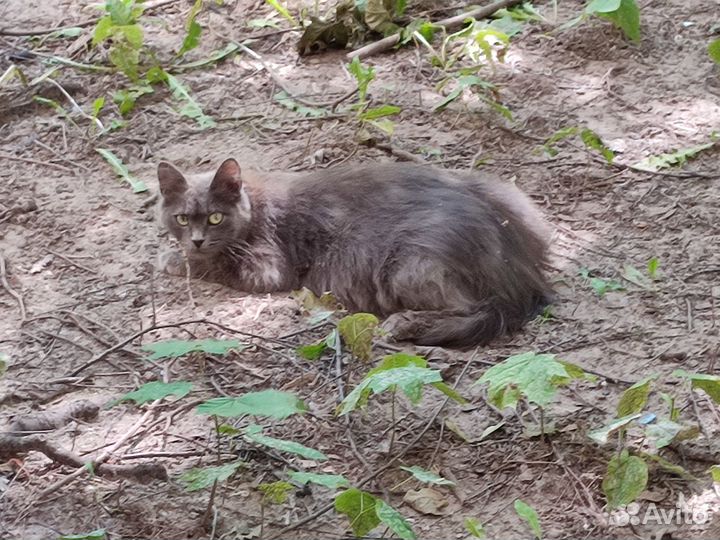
157;158;552;347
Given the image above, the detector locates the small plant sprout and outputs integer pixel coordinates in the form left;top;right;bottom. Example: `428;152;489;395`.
578;267;624;297
464;517;486;538
335;487;416;539
632;135;718;172
347;57;402;136
646;257;660;280
514;499;542;539
543;126;614;162
338;353;465;416
562;0;641;43
337;312;379;361
179;461;245;492
93;0;146;80
476;352;590;438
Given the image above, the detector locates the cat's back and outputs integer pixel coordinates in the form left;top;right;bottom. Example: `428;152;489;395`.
284;163;547;239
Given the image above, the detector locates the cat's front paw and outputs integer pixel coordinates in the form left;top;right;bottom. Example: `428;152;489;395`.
158;249;186;276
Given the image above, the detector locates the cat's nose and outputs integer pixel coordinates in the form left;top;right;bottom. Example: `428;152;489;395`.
193;239;204;248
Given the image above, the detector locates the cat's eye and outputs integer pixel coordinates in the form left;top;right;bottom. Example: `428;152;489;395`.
175;214;189;226
208;212;224;225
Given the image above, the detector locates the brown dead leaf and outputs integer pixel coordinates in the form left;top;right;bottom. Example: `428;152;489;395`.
403;487;449;516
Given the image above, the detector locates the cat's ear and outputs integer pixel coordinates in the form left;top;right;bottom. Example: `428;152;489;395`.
157;162;188;200
210;158;243;201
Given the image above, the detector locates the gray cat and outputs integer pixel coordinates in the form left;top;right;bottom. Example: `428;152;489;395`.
157;158;552;347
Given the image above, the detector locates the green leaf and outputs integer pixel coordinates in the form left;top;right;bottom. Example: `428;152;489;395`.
434;75;496;112
598;0;640;43
118;24;143;48
106;0;143;25
93;16;114;45
288;471;349;489
464;518;485;538
339;365;443;415
297;329;339;360
358;105;401;121
179;20;202;56
602;450;648;509
337;313;378;362
59;530;106;540
580;128;614;163
178;0;203;56
400;466;455;486
165;73;216;129
514;499;542;539
710;465;720;483
259;481;293;504
217;424;241;436
335;488;381;538
543;126;579;156
585;0;621;14
114;381;192;405
266;0;298;26
633;139;716;172
142;339;245;360
579;268;624;297
588;414;641;444
243;424;327;460
91;96;105;118
178;461;244;492
645;419;683;449
108;43;140;80
197;389;307;419
347;57;375;104
96;148;147;193
476;352;576;409
647;257;660;280
617;375;654;416
393;0;407;17
432;381;467;404
366;118;396;135
376;500;416;540
297;341;328;360
112;84;153;116
46;27;84;39
710;39;720;65
273;91;328;118
673;370;720;404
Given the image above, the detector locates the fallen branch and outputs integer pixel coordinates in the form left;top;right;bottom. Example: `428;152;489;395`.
8;399;99;434
0;434;167;483
347;0;524;60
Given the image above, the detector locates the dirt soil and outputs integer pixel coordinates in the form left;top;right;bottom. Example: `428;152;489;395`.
1;0;720;539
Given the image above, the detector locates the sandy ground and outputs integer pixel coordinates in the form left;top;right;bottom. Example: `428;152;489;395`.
1;0;720;538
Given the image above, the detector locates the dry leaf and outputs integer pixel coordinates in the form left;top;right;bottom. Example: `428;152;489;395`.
403;487;449;516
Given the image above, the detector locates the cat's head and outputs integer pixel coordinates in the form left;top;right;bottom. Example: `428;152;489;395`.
157;158;252;255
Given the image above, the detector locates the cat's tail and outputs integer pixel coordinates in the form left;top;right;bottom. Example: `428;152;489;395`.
383;294;550;348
